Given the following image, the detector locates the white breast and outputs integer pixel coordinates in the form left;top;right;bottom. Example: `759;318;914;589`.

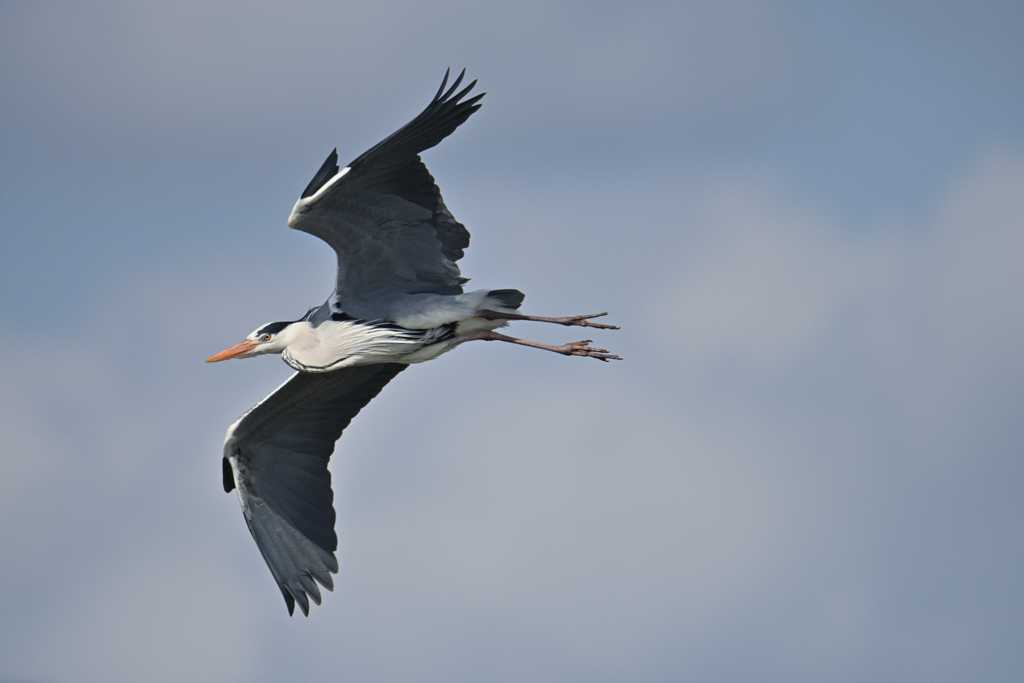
283;320;422;371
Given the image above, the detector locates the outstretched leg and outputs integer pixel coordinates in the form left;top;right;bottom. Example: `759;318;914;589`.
451;330;621;361
475;310;620;330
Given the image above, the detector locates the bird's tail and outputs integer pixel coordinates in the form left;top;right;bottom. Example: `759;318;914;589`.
486;289;525;310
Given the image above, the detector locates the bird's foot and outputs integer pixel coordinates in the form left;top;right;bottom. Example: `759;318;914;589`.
476;310;620;329
557;340;622;362
550;312;620;329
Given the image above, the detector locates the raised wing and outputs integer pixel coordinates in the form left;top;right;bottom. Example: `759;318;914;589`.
287;69;484;321
223;363;406;615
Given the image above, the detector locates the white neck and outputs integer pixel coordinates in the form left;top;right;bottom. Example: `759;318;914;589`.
281;320;420;372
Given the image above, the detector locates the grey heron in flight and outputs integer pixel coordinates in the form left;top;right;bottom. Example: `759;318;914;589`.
207;70;619;615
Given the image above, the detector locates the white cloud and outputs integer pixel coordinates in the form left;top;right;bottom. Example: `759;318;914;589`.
1;1;1022;675
656;149;1024;392
21;547;263;683
653;174;900;373
2;147;1021;682
0;1;813;148
866;149;1024;464
16;149;1024;679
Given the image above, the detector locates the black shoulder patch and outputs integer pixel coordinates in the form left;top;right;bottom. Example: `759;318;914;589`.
300;148;340;199
222;458;235;493
331;311;354;322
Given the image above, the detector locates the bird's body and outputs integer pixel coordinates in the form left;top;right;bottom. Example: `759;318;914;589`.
208;70;619;615
237;289;524;373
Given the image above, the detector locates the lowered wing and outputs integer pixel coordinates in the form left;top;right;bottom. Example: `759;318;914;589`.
287;69;484;321
222;363;406;615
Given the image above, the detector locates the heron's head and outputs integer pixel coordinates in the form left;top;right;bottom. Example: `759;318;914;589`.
206;321;306;363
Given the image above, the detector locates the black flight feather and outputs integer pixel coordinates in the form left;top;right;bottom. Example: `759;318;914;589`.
301;148;340;199
223;458;235;493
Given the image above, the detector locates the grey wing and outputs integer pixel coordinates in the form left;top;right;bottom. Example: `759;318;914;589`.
223;363;407;615
287;69;484;321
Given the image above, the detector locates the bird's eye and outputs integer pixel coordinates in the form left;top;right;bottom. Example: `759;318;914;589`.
262;334;272;341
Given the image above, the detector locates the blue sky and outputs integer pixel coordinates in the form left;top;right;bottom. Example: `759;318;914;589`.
1;3;1022;682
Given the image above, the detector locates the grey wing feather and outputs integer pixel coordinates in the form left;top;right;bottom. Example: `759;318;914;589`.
288;69;483;320
224;364;407;615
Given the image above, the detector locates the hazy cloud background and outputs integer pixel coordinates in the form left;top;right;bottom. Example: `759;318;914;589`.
1;2;1022;681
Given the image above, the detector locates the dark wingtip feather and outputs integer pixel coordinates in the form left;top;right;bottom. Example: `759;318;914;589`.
222;458;235;493
295;589;310;616
433;68;451;101
441;69;466;101
344;70;485;173
450;80;478;105
300;148;340;199
281;585;296;616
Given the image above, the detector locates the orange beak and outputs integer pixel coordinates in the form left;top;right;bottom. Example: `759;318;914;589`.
206;339;260;363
